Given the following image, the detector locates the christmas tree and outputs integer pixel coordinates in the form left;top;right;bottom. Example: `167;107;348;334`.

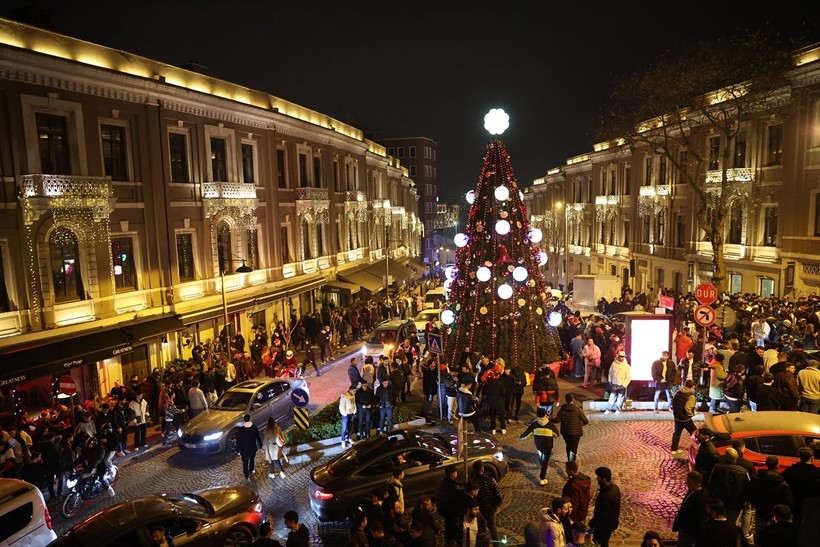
441;109;562;373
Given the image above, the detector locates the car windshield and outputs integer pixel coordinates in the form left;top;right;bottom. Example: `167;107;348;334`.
161;493;213;517
416;312;436;322
213;391;252;411
367;328;399;345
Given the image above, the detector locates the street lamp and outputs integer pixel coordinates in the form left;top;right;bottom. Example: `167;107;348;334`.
220;257;253;345
555;202;569;291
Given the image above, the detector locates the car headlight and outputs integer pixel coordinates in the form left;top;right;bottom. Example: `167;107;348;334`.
176;428;183;438
204;432;223;441
493;451;504;462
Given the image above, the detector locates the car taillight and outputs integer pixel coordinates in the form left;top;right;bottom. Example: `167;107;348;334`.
44;505;53;530
313;488;334;501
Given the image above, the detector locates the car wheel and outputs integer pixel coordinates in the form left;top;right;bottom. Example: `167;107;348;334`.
226;428;240;453
62;492;82;518
223;525;253;547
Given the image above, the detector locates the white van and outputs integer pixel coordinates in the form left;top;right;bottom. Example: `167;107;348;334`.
423;287;447;310
0;478;57;546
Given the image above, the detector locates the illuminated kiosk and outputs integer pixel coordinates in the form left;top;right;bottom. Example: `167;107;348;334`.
586;311;674;412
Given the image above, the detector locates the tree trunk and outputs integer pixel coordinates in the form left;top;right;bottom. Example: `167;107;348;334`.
710;233;727;294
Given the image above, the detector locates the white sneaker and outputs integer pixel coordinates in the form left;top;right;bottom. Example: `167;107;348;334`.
107;487;115;497
539;479;549;485
279;471;286;477
501;429;507;434
268;473;275;478
615;409;621;414
604;410;611;415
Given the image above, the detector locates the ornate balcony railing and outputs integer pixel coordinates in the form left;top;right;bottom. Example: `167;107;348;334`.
295;187;329;201
202;181;256;199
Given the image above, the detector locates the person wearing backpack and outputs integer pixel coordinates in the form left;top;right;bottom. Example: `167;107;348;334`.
723;365;746;413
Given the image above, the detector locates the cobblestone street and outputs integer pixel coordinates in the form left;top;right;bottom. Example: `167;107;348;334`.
50;347;697;545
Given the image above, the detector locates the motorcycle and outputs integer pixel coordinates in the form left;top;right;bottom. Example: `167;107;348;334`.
61;463;119;518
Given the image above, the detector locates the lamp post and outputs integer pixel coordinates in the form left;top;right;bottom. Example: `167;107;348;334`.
220;258;253;345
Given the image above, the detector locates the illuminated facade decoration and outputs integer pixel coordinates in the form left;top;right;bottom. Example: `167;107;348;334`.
525;43;820;297
0;17;421;394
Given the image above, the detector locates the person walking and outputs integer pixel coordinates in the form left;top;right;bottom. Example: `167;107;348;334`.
588;467;621;547
375;377;396;434
481;363;507;434
561;461;592;522
263;417;286;478
235;413;262;481
706;447;750;527
553;393;588;462
355;380;375;439
651;351;675;412
128;391;149;450
605;351;631;414
519;407;560;485
708;353;728;414
672;471;709;547
420;358;439;418
472;459;503;542
671;380;697;456
339;385;357;448
694;428;719;480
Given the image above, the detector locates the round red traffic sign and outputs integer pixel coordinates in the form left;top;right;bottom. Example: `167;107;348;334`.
694;304;716;327
59;375;77;396
695;283;718;305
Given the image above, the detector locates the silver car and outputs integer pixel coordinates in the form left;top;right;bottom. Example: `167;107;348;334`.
176;378;308;454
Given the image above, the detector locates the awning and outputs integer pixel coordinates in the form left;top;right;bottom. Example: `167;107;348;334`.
404;257;429;274
0;314;183;387
323;280;360;295
339;270;385;293
364;258;414;283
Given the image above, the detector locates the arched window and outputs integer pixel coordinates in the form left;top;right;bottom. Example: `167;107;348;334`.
728;203;743;244
657;210;666;246
49;228;84;302
217;220;233;273
301;218;312;260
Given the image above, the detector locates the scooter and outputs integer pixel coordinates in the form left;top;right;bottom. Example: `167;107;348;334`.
61;463;119;518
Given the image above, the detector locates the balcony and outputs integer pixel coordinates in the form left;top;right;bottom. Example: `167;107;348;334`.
295;187;329;201
202;181;257;229
295;187;330;224
344;190;365;202
20;174;114;225
704;168;753;199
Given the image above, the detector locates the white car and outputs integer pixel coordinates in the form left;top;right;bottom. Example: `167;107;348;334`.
0;478;57;546
413;309;442;342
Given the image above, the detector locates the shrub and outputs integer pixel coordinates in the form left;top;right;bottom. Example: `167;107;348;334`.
285;401;417;445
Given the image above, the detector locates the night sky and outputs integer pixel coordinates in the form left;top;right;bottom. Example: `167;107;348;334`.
4;0;817;202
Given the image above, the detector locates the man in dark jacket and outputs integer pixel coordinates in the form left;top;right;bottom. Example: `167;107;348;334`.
694;428;719;479
355;380;375;439
235;413;262;480
756;504;799;547
697;497;745;547
436;466;464;543
589;466;621;547
420;358;438;418
750;456;794;534
347;357;363;387
773;363;799;411
561;460;592;522
375;378;397;434
519;407;560;485
457;378;482;433
471;460;502;542
553;393;589;462
481;367;507;434
672;471;709;547
706;447;750;525
781;446;820;525
454;497;489;545
672;380;697;455
651;350;676;412
755;373;782;410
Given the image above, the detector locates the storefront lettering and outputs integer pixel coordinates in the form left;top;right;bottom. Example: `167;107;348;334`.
62;359;84;368
0;375;27;387
112;345;133;356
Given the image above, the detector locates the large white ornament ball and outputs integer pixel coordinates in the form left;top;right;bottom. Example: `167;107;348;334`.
476;266;492;282
454;233;469;248
465;190;475;204
441;309;455;325
494;185;510;202
497;284;513;300
537;252;548;266
548;311;563;327
512;266;528;282
529;228;543;243
495;220;510;235
444;266;457;280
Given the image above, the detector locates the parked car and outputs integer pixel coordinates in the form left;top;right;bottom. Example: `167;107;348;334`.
687;411;820;473
361;319;417;360
309;428;507;522
47;485;264;547
177;378;308;454
0;478;56;546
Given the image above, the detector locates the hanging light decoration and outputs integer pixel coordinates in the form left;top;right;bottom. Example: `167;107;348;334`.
443;278;454;290
454;233;469;248
476;266;492;282
441;309;455;325
548;311;563;327
465;190;475;204
537;252;548;266
529;228;543;243
494;185;510;202
495;219;510;235
445;266;457;280
498;283;513;300
512;266;528;282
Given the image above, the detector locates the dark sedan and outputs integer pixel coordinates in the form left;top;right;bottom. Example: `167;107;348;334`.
47;486;264;547
309;428;507;522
